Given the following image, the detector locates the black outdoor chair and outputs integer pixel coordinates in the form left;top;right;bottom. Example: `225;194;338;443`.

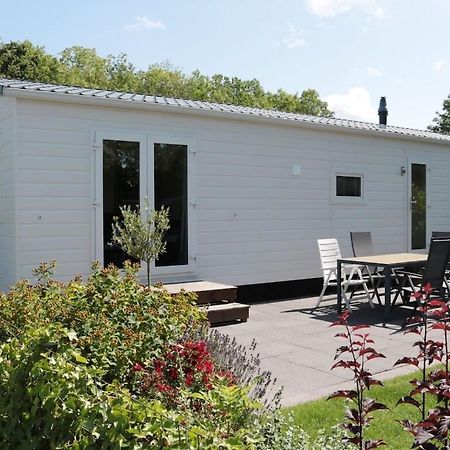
432;231;450;239
432;231;450;288
395;238;450;305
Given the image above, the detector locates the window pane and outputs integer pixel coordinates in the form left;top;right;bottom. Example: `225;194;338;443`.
103;140;139;268
336;176;361;197
154;143;188;266
411;163;426;250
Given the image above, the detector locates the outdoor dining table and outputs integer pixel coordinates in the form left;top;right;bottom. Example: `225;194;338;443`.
337;253;428;324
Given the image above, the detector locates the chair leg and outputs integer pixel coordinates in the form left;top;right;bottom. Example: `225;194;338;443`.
392;275;407;306
315;272;332;308
443;278;450;301
342;284;352;311
315;284;328;309
363;282;375;308
370;275;383;305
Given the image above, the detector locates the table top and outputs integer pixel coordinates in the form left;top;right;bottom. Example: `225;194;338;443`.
339;252;428;267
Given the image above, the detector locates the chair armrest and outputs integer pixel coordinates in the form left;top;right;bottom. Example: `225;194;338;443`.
396;270;422;279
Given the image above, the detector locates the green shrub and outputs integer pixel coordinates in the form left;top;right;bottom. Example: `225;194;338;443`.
0;261;308;448
0;325;268;448
0;261;205;383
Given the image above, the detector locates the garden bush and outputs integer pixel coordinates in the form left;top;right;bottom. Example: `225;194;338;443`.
0;261;307;448
327;286;450;449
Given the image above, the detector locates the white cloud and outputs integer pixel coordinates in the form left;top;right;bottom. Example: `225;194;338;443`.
434;60;446;72
326;87;377;122
366;65;382;76
282;24;306;49
306;0;384;17
373;6;385;18
124;16;166;32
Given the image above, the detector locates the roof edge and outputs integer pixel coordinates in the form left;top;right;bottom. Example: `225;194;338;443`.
4;84;450;147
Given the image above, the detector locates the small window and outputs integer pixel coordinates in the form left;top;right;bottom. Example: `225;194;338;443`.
336;175;362;197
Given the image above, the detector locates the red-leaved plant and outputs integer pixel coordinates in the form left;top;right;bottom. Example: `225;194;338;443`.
329;310;388;449
395;285;450;449
131;339;235;406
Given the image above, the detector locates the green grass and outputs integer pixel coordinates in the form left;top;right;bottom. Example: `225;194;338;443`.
282;370;432;450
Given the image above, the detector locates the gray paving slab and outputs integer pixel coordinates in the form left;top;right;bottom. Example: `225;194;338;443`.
219;295;428;407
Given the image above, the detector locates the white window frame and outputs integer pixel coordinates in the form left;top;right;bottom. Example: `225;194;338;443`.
333;172;365;203
92;130;197;280
92;130;147;267
148;133;197;278
406;154;430;252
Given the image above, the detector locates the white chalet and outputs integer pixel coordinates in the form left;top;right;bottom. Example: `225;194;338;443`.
0;79;450;297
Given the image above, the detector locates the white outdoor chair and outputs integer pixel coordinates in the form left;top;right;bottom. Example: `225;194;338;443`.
316;238;373;310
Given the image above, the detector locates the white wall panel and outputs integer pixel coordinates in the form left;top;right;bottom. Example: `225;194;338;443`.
13;97;450;292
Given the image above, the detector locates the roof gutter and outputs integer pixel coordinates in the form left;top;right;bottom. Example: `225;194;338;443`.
4;87;450;147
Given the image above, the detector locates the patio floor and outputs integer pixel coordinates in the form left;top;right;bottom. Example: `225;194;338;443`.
219;294;426;407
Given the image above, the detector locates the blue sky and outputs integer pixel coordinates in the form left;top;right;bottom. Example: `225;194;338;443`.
2;0;450;129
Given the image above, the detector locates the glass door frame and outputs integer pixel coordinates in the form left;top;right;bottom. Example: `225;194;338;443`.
147;132;197;277
406;155;430;252
93;130;148;267
92;130;197;279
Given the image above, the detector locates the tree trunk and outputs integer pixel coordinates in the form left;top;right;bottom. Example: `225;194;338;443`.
146;260;151;286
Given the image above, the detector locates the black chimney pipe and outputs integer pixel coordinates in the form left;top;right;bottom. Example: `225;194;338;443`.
378;97;388;126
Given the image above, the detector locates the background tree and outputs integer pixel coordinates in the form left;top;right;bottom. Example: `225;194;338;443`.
298;89;333;117
0;39;334;118
137;61;187;98
0;40;62;83
59;46;110;89
429;94;450;134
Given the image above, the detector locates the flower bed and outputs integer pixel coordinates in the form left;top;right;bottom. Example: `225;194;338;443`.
0;261;307;448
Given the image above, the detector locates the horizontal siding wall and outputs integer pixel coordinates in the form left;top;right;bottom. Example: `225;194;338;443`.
16;100;92;282
15;98;450;290
0;97;16;290
196;127;332;284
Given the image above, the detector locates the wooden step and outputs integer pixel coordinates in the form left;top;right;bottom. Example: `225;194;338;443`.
165;281;237;305
206;302;250;325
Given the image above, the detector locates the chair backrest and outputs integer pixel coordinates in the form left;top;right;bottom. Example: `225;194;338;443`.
317;238;341;281
350;232;374;257
422;238;450;290
432;231;450;239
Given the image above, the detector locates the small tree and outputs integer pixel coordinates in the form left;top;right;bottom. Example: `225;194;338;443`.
111;200;170;286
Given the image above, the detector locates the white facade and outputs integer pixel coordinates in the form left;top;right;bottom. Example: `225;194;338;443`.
0;89;450;291
0;96;16;290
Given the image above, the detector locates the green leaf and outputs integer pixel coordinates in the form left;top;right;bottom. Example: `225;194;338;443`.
73;352;88;364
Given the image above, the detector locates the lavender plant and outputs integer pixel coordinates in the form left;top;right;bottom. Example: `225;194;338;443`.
180;322;282;410
206;329;282;410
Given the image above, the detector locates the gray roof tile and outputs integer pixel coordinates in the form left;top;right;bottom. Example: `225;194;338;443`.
1;78;449;143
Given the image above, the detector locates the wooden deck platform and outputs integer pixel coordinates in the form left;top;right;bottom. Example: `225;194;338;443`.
165;281;249;325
